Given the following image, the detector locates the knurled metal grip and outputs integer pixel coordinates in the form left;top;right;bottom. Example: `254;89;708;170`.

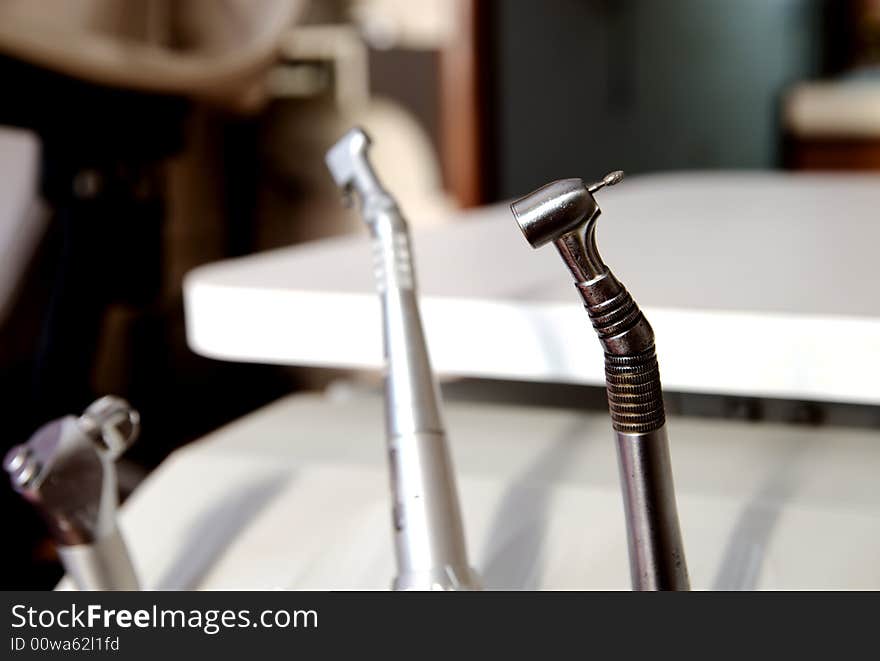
576;270;665;434
605;349;665;434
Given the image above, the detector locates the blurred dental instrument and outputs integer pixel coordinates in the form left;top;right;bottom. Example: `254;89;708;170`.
4;396;141;590
326;127;480;590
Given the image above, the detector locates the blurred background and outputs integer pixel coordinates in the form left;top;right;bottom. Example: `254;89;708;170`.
1;0;878;588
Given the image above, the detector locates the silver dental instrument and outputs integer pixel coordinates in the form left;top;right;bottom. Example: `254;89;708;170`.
510;174;690;590
4;396;141;590
326;127;480;590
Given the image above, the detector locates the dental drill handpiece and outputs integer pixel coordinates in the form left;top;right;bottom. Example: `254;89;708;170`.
4;396;141;590
326;128;480;590
510;175;689;590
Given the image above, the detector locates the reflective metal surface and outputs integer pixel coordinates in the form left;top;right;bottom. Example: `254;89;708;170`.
616;428;689;590
510;174;689;590
326;127;479;590
4;396;140;590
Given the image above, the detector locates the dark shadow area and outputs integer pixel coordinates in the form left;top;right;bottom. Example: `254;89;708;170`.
443;378;880;430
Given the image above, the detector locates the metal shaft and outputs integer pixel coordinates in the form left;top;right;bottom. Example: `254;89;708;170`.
616;428;688;590
326;128;479;590
511;175;689;590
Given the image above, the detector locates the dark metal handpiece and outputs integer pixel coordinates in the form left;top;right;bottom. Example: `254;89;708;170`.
510;174;689;590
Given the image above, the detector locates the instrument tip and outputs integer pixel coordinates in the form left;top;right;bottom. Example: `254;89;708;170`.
604;170;624;186
588;170;625;193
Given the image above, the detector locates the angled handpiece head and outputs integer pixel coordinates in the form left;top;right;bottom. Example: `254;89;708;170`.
325;127;397;221
4;396;140;546
511;170;656;359
510;171;623;281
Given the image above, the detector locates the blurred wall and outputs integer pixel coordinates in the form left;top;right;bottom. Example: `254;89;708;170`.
492;0;827;198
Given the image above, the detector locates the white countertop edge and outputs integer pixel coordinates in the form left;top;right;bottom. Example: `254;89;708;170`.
184;277;880;406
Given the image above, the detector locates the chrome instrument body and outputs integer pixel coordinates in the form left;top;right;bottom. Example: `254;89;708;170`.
4;396;141;590
326;128;480;590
